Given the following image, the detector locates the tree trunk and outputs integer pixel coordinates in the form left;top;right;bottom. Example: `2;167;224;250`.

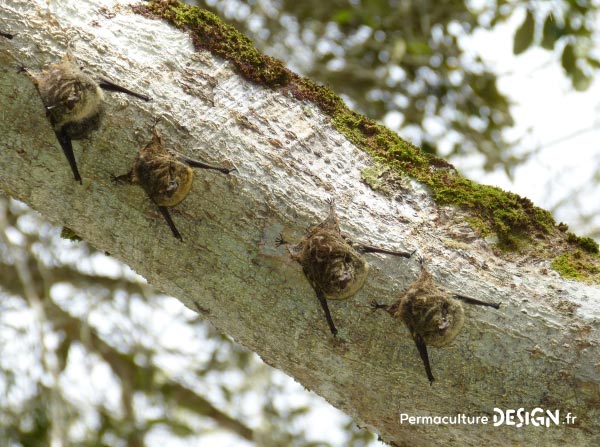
1;1;598;446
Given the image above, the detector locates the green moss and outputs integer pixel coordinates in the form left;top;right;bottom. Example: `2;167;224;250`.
60;227;82;242
291;78;346;114
134;1;598;271
134;0;290;86
427;176;554;249
330;107;555;247
566;232;599;254
551;252;600;281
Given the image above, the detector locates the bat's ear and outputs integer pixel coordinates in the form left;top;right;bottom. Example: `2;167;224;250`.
64;40;77;63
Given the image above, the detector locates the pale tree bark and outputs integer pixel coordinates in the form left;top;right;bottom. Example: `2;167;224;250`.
1;1;599;446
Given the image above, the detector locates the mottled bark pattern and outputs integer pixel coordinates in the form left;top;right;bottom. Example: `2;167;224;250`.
2;2;599;445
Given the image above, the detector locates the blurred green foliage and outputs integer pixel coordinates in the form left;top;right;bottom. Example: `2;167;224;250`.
0;194;373;447
192;0;600;173
3;2;600;445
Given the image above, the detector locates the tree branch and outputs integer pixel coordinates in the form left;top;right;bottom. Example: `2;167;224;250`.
44;297;255;442
1;1;599;446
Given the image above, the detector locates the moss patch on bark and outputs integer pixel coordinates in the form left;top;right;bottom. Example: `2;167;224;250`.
134;0;599;280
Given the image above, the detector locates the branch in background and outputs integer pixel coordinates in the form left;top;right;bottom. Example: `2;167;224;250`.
44;298;255;442
1;2;599;446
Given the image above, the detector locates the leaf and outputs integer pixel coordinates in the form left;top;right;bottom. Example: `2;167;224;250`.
561;43;576;73
406;39;433;55
572;66;592;91
56;337;71;372
541;14;562;50
513;9;535;55
332;9;354;25
586;57;600;69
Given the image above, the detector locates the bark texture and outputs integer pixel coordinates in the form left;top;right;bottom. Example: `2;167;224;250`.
1;1;599;446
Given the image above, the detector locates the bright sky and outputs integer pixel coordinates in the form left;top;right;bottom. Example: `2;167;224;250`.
461;9;600;237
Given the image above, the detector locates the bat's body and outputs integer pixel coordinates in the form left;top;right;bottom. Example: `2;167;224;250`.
114;126;235;241
278;199;413;336
372;263;500;384
24;51;150;183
